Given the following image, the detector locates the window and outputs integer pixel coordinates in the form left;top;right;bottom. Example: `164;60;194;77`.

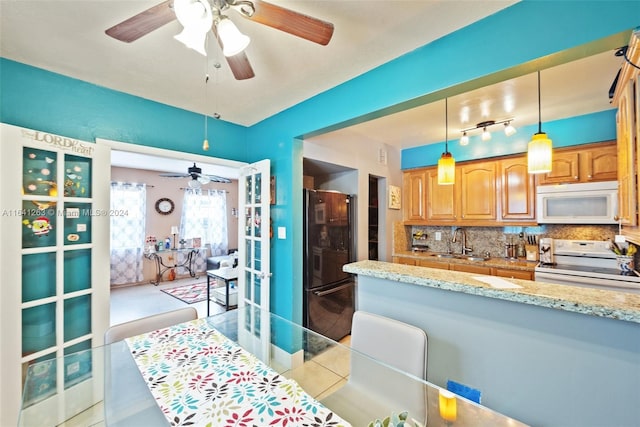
109;182;146;285
180;189;228;256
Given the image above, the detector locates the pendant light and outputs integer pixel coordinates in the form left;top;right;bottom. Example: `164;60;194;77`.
438;98;455;185
528;70;553;174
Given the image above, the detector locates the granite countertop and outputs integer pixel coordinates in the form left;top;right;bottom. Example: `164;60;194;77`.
393;250;536;271
345;260;640;324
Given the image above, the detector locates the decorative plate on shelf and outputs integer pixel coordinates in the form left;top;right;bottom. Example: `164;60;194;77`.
155;198;174;215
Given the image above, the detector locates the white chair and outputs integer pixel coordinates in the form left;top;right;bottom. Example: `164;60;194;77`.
321;311;428;425
350;310;428;380
104;307;198;344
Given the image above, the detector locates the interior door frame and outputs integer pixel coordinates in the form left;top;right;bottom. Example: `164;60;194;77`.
95;138;248;291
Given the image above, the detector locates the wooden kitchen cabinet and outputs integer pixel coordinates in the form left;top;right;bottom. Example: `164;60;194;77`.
393;256;416;265
492;268;533;280
450;263;492;275
403;169;427;222
416;259;450;270
499;156;536;221
537;142;617;185
425;168;457;222
459;161;497;221
615;81;637;226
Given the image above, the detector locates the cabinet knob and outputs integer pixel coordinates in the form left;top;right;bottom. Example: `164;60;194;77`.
587;174;592;179
574;176;579;179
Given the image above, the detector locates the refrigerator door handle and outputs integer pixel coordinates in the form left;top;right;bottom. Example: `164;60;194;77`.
313;282;353;297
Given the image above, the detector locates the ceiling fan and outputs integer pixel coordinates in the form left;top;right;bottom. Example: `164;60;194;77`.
105;0;334;80
160;163;231;187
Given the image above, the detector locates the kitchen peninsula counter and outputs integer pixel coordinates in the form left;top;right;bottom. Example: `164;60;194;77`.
345;260;640;427
345;260;640;323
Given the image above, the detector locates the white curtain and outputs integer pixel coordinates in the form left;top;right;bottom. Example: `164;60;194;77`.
110;182;146;285
179;189;228;273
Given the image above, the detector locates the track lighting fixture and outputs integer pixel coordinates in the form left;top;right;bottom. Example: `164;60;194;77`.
459;118;516;145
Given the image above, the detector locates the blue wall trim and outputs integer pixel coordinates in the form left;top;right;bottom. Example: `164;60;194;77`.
401;109;618;169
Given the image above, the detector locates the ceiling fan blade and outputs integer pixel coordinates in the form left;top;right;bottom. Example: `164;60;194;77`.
159;173;190;178
247;0;334;46
205;175;232;183
105;0;176;43
212;26;255;80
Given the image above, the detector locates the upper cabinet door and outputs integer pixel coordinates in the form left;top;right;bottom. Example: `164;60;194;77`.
460;161;496;221
426;168;456;222
537;151;580;185
583;143;618;182
500;156;536;221
403;169;426;222
617;81;637;225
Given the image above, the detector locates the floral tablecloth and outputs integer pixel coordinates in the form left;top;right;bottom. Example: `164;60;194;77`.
126;318;351;427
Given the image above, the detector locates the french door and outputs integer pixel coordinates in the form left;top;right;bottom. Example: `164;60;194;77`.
236;159;271;356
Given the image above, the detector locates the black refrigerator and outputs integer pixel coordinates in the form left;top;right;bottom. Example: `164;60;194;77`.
303;189;356;341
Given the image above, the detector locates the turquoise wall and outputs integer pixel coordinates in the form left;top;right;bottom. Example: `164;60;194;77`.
0;59;248;160
2;1;639;322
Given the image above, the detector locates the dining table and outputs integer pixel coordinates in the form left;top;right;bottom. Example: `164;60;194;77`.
19;306;528;427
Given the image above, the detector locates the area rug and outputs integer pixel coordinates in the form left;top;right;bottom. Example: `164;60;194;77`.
161;282;208;304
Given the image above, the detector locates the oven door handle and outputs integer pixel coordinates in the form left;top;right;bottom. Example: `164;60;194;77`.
313;282;353;297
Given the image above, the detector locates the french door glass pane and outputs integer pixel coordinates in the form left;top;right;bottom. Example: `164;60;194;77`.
63;295;91;341
63;202;92;245
63;154;92;198
64;249;91;293
63;341;92;389
22;200;56;248
23;303;56;355
22;147;57;197
22;252;56;302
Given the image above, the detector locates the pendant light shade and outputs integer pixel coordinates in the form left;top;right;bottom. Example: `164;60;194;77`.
527;132;552;173
438;98;455;185
528;71;553;174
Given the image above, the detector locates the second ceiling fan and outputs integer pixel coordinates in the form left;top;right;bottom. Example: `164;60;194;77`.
105;0;334;80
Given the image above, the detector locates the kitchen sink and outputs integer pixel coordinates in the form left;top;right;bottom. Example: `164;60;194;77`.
428;253;489;261
464;256;490;261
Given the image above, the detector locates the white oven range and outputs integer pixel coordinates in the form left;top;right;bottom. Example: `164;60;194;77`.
534;239;640;294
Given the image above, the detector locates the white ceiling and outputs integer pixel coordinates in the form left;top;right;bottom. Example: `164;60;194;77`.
0;0;625;175
1;0;516;128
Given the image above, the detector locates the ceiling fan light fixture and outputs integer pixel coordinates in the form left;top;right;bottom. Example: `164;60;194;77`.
188;178;202;189
173;0;213;55
217;16;250;57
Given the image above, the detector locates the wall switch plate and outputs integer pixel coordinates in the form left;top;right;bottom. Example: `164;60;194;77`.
435;232;442;241
277;226;286;239
615;234;626;243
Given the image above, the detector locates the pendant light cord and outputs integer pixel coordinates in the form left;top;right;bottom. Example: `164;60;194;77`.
537;70;542;134
445;97;449;153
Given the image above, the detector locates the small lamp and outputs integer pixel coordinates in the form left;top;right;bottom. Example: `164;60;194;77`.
171;226;179;249
528;71;553;174
439;389;457;423
459;131;469;146
438;98;455;185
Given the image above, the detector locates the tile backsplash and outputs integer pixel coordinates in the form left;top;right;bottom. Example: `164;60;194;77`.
395;223;618;259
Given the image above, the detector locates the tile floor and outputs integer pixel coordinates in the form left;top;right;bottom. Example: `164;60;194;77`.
110;275;226;326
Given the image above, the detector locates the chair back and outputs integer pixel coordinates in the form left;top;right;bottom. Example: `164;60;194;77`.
350;310;427;380
105;307;198;344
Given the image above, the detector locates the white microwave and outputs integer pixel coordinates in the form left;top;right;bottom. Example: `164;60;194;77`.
536;181;618;224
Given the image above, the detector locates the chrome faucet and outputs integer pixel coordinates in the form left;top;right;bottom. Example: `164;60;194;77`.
452;227;473;255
